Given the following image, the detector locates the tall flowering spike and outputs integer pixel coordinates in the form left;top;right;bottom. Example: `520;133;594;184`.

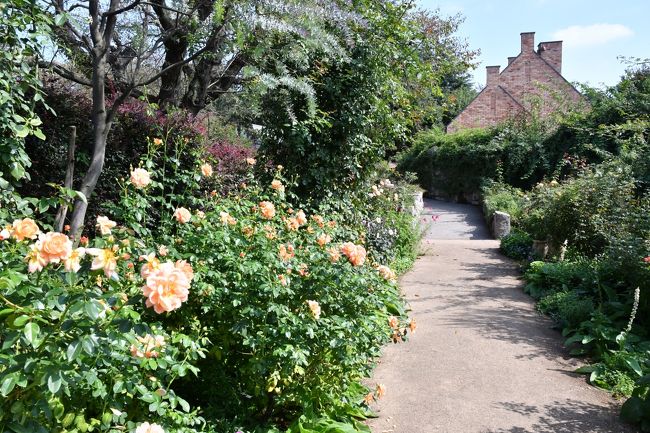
11;218;40;241
142;262;190;314
130;168;151;188
96;216;117;235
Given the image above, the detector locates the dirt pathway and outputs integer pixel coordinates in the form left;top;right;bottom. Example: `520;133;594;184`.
367;199;633;433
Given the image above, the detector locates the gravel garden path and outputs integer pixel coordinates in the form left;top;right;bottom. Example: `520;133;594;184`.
366;199;634;433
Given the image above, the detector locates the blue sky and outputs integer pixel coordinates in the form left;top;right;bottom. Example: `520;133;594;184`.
416;0;649;88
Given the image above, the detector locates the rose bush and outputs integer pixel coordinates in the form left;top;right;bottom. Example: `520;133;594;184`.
2;140;418;432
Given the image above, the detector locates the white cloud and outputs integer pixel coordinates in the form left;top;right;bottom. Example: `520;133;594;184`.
553;24;633;48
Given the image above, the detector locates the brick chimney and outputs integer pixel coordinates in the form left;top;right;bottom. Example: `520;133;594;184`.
520;32;535;53
507;56;517;65
538;41;562;73
486;66;500;86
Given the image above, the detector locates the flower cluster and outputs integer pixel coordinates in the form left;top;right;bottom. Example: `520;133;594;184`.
340;242;367;267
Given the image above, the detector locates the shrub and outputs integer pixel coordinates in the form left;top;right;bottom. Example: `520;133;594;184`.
482;181;526;225
0;216;207;432
100;145;415;429
500;229;533;261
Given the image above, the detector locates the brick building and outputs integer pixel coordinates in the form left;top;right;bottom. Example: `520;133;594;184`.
447;32;586;133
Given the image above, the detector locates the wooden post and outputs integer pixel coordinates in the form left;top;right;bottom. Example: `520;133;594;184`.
54;126;77;233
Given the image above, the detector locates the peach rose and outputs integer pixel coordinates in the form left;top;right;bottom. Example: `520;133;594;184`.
311;215;324;227
376;383;386;398
96;216;117;235
388;316;399;329
278;244;295;261
295;210;307;226
219;211;236;225
130;168;151;188
363;392;374;405
285;217;300;231
87;248;118;278
142;261;190;314
135;422;165;433
307;300;321;320
152;138;163;146
340;242;366;267
0;228;11;241
158;245;168;256
327;247;340;263
316;233;331;247
174;259;194;282
174;207;192;224
64;247;86;273
11;218;40;241
246;157;256;165
139;253;160;278
377;265;396;281
259;201;276;219
39;232;73;264
271;180;284;192
130;334;165;359
25;244;47;273
201;163;213;177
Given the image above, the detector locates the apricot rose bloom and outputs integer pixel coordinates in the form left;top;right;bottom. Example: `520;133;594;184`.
96;216;117;235
340;242;366;267
295;210;307;226
259;201;276;219
87;248;118;278
135;422;165;433
64;248;86;273
278;243;295;261
130;168;151;188
201;163;213;177
174;207;192;224
142;261;192;314
220;211;236;225
327;247;340;263
307;300;321;320
271;180;284;192
377;265;396;281
246;157;256;165
388;316;399;329
39;232;73;264
316;233;331;247
26;244;47;273
130;334;165;359
11;218;40;241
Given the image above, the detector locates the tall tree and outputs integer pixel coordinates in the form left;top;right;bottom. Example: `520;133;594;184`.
38;0;359;235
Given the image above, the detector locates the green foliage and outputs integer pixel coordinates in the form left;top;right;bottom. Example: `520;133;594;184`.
397;128;499;198
0;221;208;431
0;0;52;189
481;181;526;225
499;229;532;261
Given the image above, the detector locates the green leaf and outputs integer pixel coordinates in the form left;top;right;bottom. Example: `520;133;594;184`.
67;341;82;362
626;358;644;377
620;396;646;423
574;365;596;374
177;396;190;412
22;322;40;347
12;315;30;328
84;300;100;320
47;371;62;393
0;374;17;397
32;128;45;140
75;191;88;204
54;14;68;26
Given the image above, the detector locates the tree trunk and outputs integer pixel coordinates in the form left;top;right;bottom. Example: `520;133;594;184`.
69;51;112;238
